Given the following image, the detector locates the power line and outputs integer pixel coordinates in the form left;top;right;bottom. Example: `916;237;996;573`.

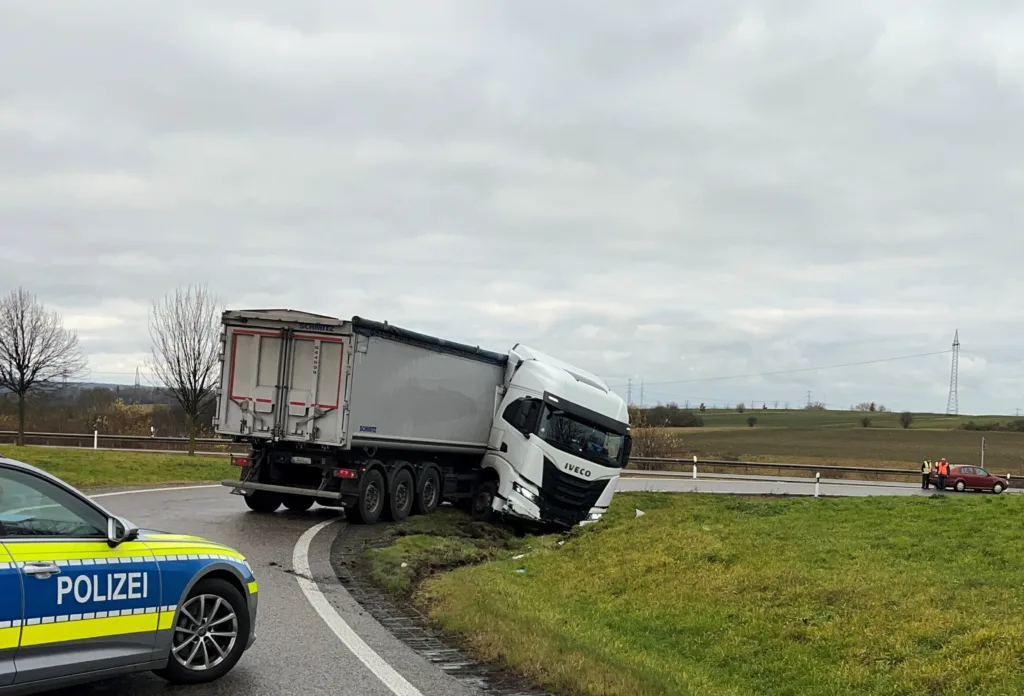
608;349;952;389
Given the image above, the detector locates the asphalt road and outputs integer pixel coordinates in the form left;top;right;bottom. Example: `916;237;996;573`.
38;473;1012;696
57;485;479;696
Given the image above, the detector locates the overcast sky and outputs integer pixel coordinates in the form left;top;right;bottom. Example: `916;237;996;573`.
2;1;1023;415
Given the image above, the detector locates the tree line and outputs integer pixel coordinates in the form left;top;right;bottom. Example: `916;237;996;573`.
0;385;217;438
0;285;221;454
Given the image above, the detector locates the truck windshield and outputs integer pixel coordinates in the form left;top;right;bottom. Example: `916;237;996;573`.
537;404;625;469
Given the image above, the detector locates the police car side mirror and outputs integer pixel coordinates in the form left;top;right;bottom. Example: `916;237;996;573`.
106;516;130;548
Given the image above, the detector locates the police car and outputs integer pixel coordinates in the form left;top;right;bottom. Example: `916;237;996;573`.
0;456;258;694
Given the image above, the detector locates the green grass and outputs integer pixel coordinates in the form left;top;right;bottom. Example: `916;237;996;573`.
665;427;1024;474
411;492;1024;696
0;445;234;488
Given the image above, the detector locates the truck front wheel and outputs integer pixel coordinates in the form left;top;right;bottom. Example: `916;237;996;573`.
385;469;415;523
244;491;281;513
471;480;497;522
349;469;385;525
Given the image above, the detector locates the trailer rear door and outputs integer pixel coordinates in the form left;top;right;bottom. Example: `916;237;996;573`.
281;331;350;445
217;324;351;447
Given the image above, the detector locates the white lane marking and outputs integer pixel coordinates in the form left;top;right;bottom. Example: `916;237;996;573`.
294;518;424;696
85;483;422;692
91;484;220;499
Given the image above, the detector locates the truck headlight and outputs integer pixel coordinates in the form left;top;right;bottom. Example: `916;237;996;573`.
586;512;603;522
512;481;538;503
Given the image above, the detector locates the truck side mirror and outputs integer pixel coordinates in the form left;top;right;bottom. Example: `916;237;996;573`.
622;435;633;463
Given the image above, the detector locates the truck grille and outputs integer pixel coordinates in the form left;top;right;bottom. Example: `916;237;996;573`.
540;457;609;525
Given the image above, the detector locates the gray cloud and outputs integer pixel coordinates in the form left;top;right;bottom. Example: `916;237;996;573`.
1;0;1022;413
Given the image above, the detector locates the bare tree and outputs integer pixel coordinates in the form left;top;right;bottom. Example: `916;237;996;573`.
147;285;221;455
0;288;88;445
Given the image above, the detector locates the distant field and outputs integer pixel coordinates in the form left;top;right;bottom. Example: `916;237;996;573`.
658;427;1024;474
0;446;233;488
678;408;1006;430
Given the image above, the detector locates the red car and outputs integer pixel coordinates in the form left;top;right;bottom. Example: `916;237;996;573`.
930;465;1008;494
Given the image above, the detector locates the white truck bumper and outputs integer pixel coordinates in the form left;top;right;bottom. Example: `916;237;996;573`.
497;471;607;528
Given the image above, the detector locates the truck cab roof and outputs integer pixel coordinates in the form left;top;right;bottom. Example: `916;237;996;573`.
510;352;629;429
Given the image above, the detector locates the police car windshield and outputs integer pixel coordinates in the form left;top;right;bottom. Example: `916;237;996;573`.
0;468;106;538
537;404;625;469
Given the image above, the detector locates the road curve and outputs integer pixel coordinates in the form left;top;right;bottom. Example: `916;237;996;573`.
52;485;479;696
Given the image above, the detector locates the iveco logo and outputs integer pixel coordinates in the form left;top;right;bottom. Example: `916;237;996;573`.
564;463;592;478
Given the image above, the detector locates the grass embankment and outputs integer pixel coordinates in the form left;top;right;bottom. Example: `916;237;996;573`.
376;493;1024;696
663;427;1024;475
0;446;233;488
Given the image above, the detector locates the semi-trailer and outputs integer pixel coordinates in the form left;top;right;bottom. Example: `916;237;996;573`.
216;309;631;529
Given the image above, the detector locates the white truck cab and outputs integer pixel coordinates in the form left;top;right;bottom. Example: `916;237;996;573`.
479;345;631;529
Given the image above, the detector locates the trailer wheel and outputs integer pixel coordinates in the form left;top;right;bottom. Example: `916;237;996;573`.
414;468;440;516
471;480;497;522
244;491;281;513
283;495;314;512
349;469;385;525
385;469;415;523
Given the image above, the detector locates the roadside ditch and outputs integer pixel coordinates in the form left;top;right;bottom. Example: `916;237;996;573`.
328;515;555;696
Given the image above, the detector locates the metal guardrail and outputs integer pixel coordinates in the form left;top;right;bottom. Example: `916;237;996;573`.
630;456;918;476
0;431;1016;488
0;430;228;453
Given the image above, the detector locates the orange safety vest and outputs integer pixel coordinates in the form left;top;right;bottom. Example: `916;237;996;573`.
937;461;950;476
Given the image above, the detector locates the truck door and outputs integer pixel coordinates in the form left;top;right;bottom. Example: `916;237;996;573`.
222;327;283;438
0;544;20;686
280;332;348;446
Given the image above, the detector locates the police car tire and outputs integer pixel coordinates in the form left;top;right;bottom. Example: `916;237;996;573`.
350;469;385;525
283;495;314;512
384;468;415;523
154;578;250;685
244;491;282;513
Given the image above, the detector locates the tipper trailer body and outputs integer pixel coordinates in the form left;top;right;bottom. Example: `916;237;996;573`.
217;309;632;529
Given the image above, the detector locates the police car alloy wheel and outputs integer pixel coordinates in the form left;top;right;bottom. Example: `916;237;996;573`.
156;578;251;684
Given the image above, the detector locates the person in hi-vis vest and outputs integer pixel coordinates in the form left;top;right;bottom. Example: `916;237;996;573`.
921;460;932;489
936;458;950;490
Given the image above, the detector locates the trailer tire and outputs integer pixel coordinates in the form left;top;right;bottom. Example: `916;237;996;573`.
283;495;314;512
244;491;281;513
471;480;497;522
385;468;415;523
414;468;441;516
350;469;385;525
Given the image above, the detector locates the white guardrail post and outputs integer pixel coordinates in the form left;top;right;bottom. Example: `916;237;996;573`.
93;430;98;449
815;472;820;498
692;455;697;479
